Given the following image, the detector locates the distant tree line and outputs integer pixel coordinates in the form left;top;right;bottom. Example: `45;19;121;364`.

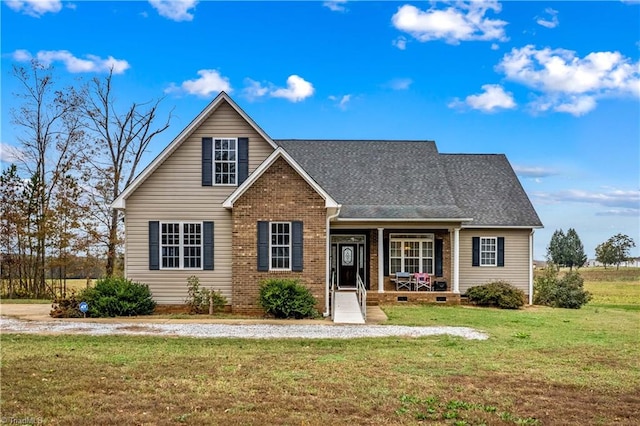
1;61;171;298
546;229;636;270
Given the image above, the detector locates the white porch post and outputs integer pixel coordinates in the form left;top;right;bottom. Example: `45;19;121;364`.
453;228;460;294
378;227;384;293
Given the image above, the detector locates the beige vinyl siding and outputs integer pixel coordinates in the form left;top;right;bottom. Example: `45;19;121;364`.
458;228;532;295
124;101;274;304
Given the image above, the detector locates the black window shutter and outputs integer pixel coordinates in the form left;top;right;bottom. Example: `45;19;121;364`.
202;137;213;186
435;239;443;277
497;237;505;267
291;221;304;271
257;221;269;271
383;235;389;276
149;221;159;270
472;237;480;267
238;137;249;184
203;221;214;270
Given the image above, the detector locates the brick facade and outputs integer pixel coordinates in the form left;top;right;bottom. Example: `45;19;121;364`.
231;157;327;315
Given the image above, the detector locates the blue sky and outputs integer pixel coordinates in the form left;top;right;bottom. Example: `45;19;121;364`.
1;0;639;260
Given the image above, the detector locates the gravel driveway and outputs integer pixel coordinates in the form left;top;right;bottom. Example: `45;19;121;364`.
0;316;488;340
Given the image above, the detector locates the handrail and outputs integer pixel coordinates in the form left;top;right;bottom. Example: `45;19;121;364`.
356;274;367;321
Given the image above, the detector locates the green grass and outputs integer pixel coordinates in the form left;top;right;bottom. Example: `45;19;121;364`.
2;303;639;425
2;267;639;424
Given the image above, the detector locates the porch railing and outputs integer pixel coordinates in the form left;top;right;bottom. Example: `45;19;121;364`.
356;273;367;321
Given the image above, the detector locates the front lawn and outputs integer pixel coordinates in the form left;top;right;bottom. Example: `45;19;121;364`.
2;301;639;425
2;268;638;424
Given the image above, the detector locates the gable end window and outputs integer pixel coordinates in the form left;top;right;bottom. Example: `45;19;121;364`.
149;221;214;270
472;236;505;267
214;138;237;185
202;137;248;186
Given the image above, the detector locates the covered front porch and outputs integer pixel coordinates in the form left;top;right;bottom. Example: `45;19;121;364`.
328;223;464;316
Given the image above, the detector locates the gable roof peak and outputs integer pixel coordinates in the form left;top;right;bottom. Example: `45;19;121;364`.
112;91;276;209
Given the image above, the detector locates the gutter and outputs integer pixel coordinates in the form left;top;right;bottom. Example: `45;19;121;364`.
323;205;342;317
529;229;534;305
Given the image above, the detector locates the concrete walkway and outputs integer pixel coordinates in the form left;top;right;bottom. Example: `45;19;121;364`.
332;292;365;324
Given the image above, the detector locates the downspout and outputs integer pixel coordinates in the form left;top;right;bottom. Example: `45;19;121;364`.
529;230;534;305
324;205;342;317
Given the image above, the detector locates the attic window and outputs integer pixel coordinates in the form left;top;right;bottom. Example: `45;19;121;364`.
214;138;237;185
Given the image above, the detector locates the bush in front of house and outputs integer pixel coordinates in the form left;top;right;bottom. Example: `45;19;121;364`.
184;275;227;314
466;281;525;309
534;268;591;309
51;277;156;318
258;278;319;319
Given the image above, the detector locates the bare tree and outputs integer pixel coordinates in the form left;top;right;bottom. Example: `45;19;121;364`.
82;69;171;276
9;61;86;296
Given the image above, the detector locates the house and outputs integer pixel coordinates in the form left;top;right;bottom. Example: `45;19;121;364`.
112;92;543;319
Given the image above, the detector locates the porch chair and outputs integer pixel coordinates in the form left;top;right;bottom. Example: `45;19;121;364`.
394;272;412;291
414;273;432;291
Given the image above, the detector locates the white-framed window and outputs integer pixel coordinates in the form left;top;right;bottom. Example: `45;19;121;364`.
480;237;497;266
270;222;291;270
389;234;434;275
161;222;202;269
214;138;237;185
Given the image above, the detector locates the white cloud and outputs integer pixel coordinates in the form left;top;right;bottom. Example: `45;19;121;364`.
167;69;232;98
553;95;597;116
387;78;413;90
12;49;32;62
536;7;559;29
535;188;640;211
5;0;62;17
513;165;558;179
12;49;130;74
241;78;269;101
148;0;197;22
491;43;500;51
241;75;315;103
497;45;640;115
449;84;516;112
270;75;315;102
329;94;352;110
0;142;23;164
595;209;639;217
323;1;347;12
393;36;408;50
391;1;508;45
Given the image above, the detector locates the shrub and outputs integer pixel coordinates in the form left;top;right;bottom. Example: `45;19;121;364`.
466;281;525;309
184;275;227;314
534;269;591;309
258;279;319;319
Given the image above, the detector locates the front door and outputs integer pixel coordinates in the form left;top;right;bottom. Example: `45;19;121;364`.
339;244;357;288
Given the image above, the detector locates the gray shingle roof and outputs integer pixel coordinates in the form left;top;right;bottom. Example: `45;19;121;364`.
276;140;542;227
440;154;543;227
